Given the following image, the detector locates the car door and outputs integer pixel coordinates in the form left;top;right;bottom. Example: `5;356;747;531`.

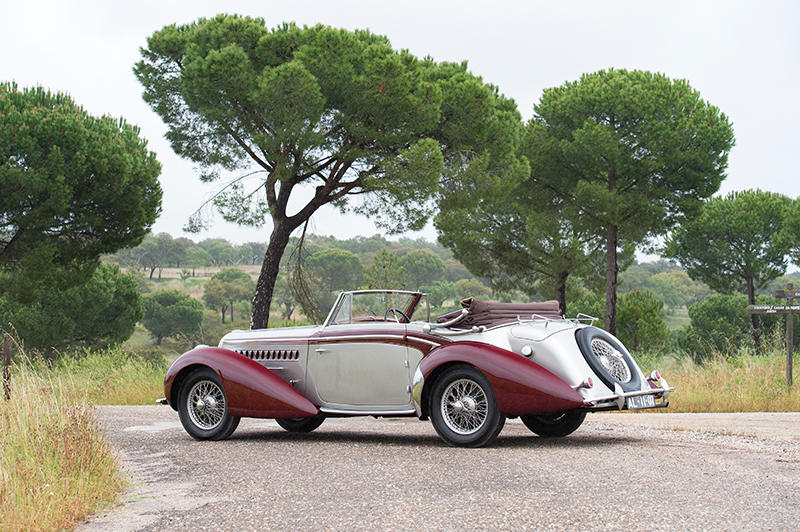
308;323;413;409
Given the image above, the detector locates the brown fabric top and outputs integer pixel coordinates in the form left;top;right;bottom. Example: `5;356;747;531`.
435;298;562;329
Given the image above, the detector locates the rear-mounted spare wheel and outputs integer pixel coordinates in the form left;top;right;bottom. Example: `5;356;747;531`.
575;327;641;392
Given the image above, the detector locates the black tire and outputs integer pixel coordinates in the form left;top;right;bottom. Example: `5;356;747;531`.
275;415;326;433
575;327;642;392
521;410;586;437
178;368;240;441
430;365;504;447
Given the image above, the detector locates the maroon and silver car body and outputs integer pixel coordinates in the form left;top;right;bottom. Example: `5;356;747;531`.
164;290;672;447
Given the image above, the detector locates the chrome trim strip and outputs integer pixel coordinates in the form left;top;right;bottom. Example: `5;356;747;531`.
222;337;312;344
411;366;424;417
314;334;406;342
319;407;417;416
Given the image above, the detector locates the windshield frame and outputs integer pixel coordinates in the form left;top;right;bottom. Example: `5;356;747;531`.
323;290;425;327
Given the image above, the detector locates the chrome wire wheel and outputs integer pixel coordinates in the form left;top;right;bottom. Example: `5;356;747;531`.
590;338;631;383
186;379;226;431
440;378;488;435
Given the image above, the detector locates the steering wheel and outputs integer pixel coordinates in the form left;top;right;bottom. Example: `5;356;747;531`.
384;307;410;323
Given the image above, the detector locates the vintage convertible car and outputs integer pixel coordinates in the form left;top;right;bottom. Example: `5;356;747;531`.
162;290;672;447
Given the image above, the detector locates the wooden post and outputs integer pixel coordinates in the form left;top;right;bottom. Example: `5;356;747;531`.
3;333;11;400
747;282;798;388
787;309;794;387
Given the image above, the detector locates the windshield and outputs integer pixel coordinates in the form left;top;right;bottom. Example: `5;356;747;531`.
328;291;421;324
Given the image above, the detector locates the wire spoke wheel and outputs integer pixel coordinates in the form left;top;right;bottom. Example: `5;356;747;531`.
590;338;631;383
441;378;489;435
186;379;226;431
177;368;239;440
430;366;503;447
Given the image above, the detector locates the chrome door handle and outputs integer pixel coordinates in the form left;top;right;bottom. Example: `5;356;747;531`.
314;348;328;353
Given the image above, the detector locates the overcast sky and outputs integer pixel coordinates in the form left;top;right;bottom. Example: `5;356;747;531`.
3;1;798;245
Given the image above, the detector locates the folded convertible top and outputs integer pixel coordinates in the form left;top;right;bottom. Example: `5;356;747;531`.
436;298;562;329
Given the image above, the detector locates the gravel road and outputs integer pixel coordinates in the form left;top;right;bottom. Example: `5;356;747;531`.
81;406;800;531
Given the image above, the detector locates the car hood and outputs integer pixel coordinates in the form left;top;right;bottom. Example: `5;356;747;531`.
218;325;322;348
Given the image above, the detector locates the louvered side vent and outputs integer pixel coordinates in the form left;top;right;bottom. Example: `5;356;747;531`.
236;349;300;360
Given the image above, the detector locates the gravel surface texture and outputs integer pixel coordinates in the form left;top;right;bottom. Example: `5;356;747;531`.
81;406;800;531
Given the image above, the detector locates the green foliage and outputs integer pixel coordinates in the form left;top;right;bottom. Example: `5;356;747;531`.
142;290;203;345
529;69;735;331
136;16;519;326
199;238;237;266
184;246;213;273
615;290;669;353
644;269;709;309
673;292;797;361
421;281;455;307
571;290;669;353
453;278;491;301
399;250;446;290
364;248;405;289
202;268;254;322
666;190;794;300
1;264;142;350
676;293;751;359
306;249;363;292
0;82;162;289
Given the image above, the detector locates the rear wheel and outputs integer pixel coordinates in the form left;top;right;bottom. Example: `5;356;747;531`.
178;368;240;440
521;410;586;437
430;365;504;447
275;415;325;433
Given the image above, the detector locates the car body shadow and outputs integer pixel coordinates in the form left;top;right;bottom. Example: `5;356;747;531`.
224;427;640;448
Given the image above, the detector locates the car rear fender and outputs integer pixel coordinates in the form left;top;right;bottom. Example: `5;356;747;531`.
415;342;584;417
165;346;318;419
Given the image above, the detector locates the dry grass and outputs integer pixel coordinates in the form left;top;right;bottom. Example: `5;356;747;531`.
52;348;168;405
634;327;800;412
653;351;800;412
0;360;124;532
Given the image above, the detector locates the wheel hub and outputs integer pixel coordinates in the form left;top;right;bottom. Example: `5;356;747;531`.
187;380;226;431
441;378;488;435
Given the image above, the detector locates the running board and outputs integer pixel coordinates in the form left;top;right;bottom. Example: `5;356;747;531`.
319;407;416;416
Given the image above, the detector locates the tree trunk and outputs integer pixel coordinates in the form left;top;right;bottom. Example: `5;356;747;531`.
605;225;619;335
252;224;294;329
229;300;234;322
149;266;156;280
747;274;760;353
221;306;226;323
555;271;568;317
155;335;162;346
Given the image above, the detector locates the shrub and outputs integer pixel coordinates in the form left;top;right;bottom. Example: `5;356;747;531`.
616;290;670;353
142;290;203;345
675;292;797;361
571;290;669;353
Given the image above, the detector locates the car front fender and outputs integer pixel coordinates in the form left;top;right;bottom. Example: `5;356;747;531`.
413;341;584;417
165;346;318;419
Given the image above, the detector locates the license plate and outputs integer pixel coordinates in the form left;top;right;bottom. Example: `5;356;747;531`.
627;394;656;410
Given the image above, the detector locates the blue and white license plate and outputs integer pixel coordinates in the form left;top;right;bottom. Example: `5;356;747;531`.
627;394;656;410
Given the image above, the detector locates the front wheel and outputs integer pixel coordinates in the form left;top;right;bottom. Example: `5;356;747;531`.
275;415;325;433
430;365;504;447
178;368;240;440
521;410;586;437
